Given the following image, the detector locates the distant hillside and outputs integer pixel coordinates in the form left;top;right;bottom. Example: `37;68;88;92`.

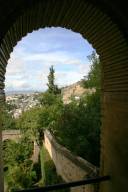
61;81;95;104
5;81;95;108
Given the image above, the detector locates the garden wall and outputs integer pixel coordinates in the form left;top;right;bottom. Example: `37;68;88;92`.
44;130;98;192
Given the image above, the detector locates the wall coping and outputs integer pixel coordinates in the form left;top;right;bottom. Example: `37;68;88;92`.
2;130;21;135
44;130;99;177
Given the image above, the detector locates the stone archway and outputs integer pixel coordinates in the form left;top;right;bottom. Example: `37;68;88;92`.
0;1;128;192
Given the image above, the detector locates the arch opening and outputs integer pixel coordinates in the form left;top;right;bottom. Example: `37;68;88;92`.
3;26;99;190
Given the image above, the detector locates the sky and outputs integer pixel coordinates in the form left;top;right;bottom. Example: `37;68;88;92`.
5;27;94;92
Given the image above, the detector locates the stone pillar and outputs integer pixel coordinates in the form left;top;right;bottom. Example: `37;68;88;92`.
100;46;128;191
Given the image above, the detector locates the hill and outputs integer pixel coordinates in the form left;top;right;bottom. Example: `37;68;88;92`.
61;81;95;104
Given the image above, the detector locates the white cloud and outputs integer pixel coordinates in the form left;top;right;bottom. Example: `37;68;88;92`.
5;27;94;91
6;56;25;76
6;79;30;90
55;71;86;87
78;63;91;75
5;50;90;91
23;51;88;67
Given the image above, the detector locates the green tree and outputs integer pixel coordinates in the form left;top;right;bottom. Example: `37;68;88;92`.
53;92;100;166
17;94;63;147
2;109;16;130
5;164;37;191
82;51;101;90
16;107;42;146
3;137;33;167
3;137;37;191
38;92;62;106
47;65;61;95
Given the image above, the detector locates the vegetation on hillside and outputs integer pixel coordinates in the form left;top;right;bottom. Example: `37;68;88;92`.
3;137;39;191
53;91;100;166
2;104;16;130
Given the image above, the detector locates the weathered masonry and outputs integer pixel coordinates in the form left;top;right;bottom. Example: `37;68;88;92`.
44;130;98;192
2;130;21;141
0;1;128;192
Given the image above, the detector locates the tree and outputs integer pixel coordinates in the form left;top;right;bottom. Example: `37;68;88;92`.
52;92;101;166
82;51;101;90
3;137;33;166
2;108;16;130
47;65;61;95
3;137;37;191
51;51;101;166
38;92;62;106
16;107;42;146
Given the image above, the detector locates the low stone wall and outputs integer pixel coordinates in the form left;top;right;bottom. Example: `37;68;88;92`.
2;130;21;141
44;130;98;192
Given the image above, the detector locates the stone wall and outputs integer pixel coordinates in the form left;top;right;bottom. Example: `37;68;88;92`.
44;130;98;192
2;130;21;141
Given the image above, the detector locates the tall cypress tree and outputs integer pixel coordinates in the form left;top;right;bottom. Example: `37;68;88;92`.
47;65;60;95
47;65;55;93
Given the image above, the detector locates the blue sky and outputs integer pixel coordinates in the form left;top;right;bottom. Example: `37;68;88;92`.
5;27;94;92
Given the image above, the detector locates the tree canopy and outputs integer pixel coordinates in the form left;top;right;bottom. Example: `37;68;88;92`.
82;51;101;90
2;104;16;130
47;65;61;95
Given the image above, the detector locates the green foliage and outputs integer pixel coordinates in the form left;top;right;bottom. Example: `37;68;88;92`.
17;92;63;147
5;162;37;191
40;147;69;192
3;137;40;191
5;102;16;111
82;51;101;89
3;137;33;167
47;65;61;95
38;98;63;131
40;146;46;184
38;91;62;106
2;108;16;130
53;91;101;166
16;107;41;141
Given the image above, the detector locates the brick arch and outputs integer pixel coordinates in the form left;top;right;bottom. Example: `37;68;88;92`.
0;1;128;192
